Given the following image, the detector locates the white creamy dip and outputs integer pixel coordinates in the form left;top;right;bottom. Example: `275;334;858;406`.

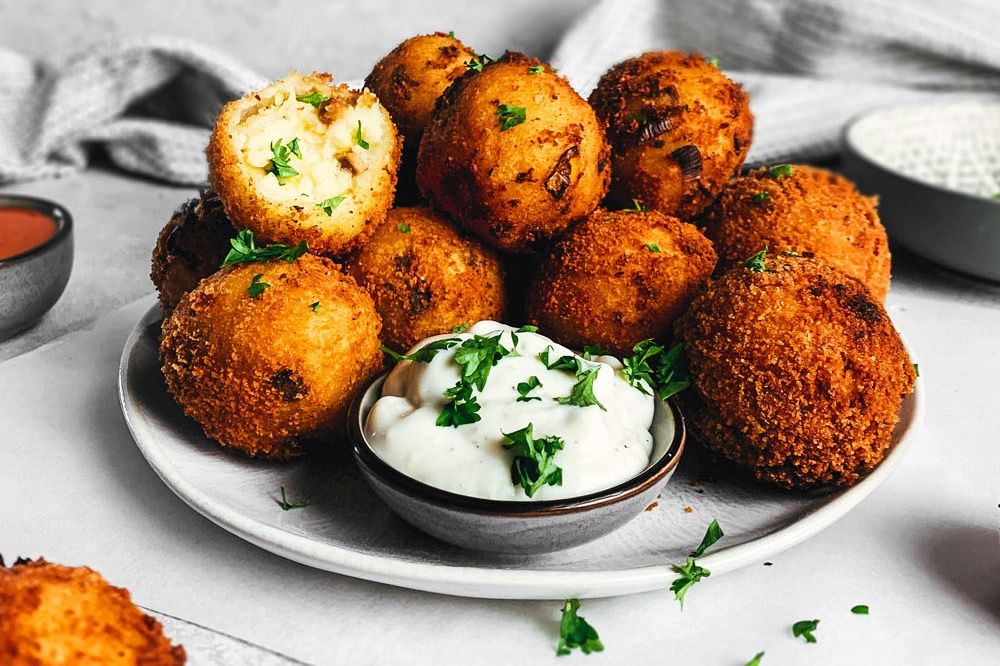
364;321;655;501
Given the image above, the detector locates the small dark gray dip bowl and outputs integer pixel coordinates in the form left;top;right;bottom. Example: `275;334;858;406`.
349;372;685;555
0;195;73;341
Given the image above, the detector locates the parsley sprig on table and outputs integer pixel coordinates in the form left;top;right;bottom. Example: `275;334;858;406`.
792;619;820;643
669;518;724;608
745;651;765;666
221;230;309;268
622;339;690;400
502;423;564;498
556;598;604;656
265;137;301;183
276;486;309;510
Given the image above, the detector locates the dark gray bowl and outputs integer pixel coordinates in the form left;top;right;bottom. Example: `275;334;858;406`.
842;101;1000;282
0;195;73;340
349;373;685;554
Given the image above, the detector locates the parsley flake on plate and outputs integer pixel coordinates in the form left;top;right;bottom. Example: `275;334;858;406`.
265;137;301;183
221;230;308;268
276;486;309;510
556;598;604;656
516;375;543;402
742;245;769;272
792;619;820;643
296;90;328;107
317;196;345;216
622;340;690;400
669;518;724;608
851;604;869;615
496;104;527;131
247;273;270;298
745;651;764;666
502;423;564;497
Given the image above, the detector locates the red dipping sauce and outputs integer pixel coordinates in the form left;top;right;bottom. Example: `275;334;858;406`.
0;208;58;260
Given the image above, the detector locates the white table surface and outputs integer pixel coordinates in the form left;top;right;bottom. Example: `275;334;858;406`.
2;169;999;665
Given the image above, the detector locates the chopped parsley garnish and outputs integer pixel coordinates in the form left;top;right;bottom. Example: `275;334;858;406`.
265;137;301;183
454;333;512;390
669;518;724;607
317;196;346;216
558;367;606;411
556;598;604;656
645;242;661;253
381;337;461;363
296;90;328;107
743;245;769;272
451;323;469;334
309;301;321;312
528;65;545;74
221;230;308;267
354;121;369;150
622;340;690;400
496;104;527;131
630;198;649;212
276;486;309;510
397;223;411;233
707;58;719;68
516;324;539;333
792;619;820;643
913;363;920;377
247;273;270;298
502;423;564;497
767;163;793;179
447;30;455;38
516;375;543;402
851;605;869;615
782;249;800;257
437;381;482;427
752;191;771;205
582;344;605;360
466;53;494;71
538;346;580;372
745;651;764;666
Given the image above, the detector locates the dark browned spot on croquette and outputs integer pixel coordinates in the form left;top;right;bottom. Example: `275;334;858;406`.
271;369;306;402
407;286;433;314
670;144;703;180
844;294;881;324
544;145;579;199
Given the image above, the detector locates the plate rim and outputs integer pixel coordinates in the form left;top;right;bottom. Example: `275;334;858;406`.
120;304;925;600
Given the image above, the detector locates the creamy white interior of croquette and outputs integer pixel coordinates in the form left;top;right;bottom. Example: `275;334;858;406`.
365;322;655;501
231;82;391;208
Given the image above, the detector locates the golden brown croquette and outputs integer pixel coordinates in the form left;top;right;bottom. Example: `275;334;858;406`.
526;208;717;355
417;51;610;252
589;51;752;219
0;558;186;665
207;71;401;255
674;254;915;489
150;191;234;317
160;253;383;458
700;164;892;300
345;207;506;350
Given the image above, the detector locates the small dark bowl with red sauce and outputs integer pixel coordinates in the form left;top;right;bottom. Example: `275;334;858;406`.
0;195;73;341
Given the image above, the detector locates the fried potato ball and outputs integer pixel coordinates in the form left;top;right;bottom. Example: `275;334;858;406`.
700;164;892;300
675;255;915;489
417;51;610;252
589;51;753;219
365;33;476;205
345;207;506;350
0;558;185;665
150;191;234;316
526;208;717;356
160;254;382;458
208;71;401;255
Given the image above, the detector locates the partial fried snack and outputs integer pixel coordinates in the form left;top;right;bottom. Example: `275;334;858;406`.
207;71;401;255
365;32;476;152
0;558;185;665
526;208;716;356
345;207;506;350
160;253;382;458
675;254;916;489
150;191;233;316
700;164;892;300
589;51;752;219
417;51;610;252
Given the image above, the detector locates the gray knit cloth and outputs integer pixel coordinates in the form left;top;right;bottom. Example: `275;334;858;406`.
1;1;998;186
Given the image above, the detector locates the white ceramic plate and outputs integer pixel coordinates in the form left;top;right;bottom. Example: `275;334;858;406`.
119;305;923;600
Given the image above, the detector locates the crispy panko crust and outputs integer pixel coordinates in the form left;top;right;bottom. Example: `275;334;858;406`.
366;33;477;205
674;255;915;489
207;71;401;255
345;207;506;350
0;558;185;665
700;164;892;300
417;51;611;252
150;191;234;317
589;51;753;219
526;208;716;356
160;254;383;458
